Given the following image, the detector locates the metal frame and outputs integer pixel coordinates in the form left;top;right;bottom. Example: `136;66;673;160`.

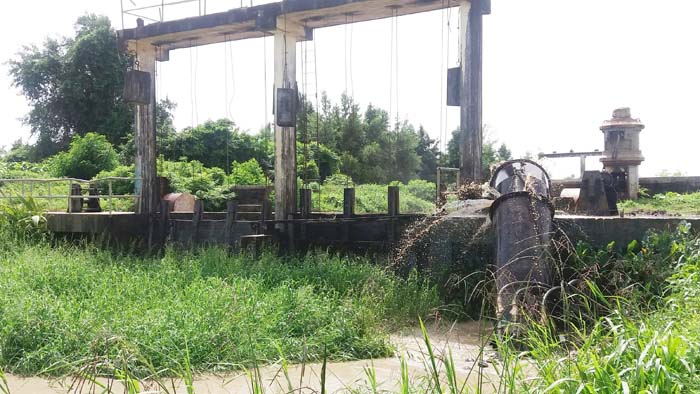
436;166;459;206
120;0;205;28
0;177;142;214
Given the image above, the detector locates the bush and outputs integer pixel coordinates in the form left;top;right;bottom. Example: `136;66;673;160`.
230;159;266;185
51;133;119;179
94;164;135;196
405;179;436;202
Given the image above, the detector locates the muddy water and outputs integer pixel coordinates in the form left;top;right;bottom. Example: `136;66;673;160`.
4;322;502;394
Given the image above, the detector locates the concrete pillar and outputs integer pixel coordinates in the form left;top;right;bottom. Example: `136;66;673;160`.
459;0;484;184
274;30;298;224
135;47;157;214
627;165;639;199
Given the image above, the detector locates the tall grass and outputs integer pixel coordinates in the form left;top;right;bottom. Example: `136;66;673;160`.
0;242;440;376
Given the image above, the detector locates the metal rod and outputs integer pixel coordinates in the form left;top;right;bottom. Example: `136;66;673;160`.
123;0;198;13
109;181;114;214
68;179;73;212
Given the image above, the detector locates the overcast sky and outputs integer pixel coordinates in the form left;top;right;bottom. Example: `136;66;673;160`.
1;0;699;178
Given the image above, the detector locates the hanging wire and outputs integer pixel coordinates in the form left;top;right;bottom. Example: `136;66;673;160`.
224;34;229;118
223;34;232;176
439;0;445;155
388;12;394;125
394;8;399;129
344;14;348;94
189;42;195;128
444;0;452;154
349;13;354;98
313;37;321;208
262;32;269;130
194;44;199;126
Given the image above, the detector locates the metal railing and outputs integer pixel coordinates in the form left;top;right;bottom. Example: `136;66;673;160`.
0;177;141;214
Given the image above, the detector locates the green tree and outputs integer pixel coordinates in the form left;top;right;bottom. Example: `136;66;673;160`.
416;126;439;182
52;132;119;179
444;128;513;179
230;159;266;185
163;119;272;173
3;140;35;163
8;15;132;158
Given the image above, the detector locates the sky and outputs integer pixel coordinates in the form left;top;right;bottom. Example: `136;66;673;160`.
1;0;699;179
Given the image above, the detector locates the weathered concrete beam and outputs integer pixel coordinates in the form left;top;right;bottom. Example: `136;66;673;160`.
118;0;459;55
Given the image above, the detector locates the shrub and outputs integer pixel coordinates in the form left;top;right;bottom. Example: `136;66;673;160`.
95;164;135;196
51;133;119;179
230;159;266;185
405;179;436;202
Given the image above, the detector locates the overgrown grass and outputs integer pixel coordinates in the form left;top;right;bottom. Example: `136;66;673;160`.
619;191;700;215
0;242;440;376
502;223;700;393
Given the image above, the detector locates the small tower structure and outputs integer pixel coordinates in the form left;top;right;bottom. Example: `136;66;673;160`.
600;107;645;199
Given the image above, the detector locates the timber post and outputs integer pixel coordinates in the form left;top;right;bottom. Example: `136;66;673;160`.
459;0;489;184
273;22;300;230
134;46;158;214
159;198;171;244
192;199;204;244
225;200;239;249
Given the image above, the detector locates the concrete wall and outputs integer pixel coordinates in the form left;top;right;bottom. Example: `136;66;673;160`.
552;176;700;197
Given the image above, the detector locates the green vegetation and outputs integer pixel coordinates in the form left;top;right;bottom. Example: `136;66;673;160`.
0;239;439;376
619;191;700;216
507;223;700;393
50;132;119;179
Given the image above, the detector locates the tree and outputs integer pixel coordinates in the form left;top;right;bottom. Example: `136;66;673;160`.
161;119;272;173
391;123;422;183
8;15;132;158
52;132;119;179
444;128;514;179
3;140;35;163
416;126;439;182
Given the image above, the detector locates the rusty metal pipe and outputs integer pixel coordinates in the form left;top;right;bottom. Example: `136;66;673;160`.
489;160;554;330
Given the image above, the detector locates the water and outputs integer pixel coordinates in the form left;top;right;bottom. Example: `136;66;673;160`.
3;322;499;394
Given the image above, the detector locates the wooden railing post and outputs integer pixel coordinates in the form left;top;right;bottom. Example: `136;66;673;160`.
388;186;400;216
387;186;400;246
225;200;238;249
192;200;203;244
300;188;312;219
343;188;355;218
159;198;171;245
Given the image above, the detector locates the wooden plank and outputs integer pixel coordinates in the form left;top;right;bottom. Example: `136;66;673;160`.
459;0;484;184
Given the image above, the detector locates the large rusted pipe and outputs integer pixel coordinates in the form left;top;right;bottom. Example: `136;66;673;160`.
489;160;554;330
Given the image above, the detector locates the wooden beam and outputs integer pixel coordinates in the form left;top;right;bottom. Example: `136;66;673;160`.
459;0;484;184
134;47;157;214
274;30;298;226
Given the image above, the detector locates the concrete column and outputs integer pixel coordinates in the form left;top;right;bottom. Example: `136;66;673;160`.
459;0;484;184
135;47;157;214
628;165;639;199
274;30;298;224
